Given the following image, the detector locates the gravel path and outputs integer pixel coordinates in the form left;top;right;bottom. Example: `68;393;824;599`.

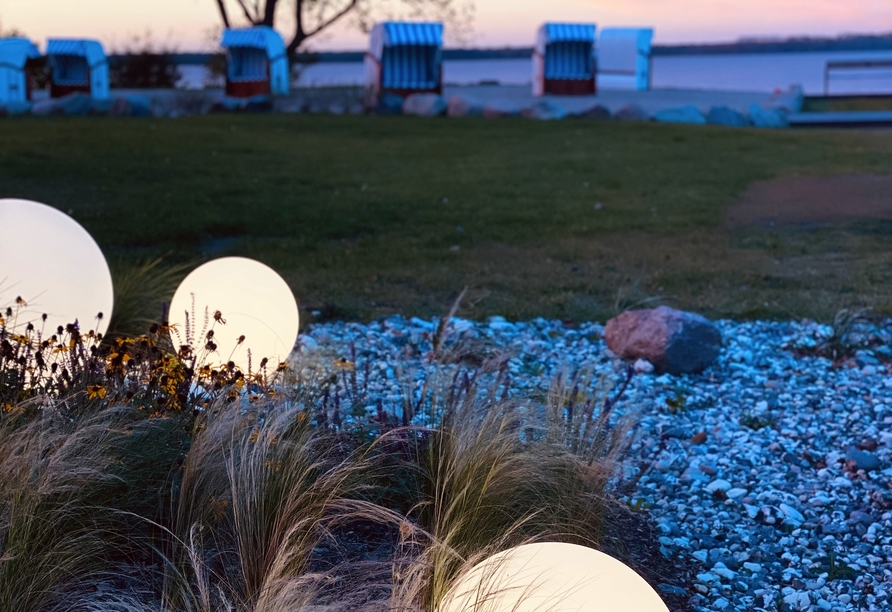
293;315;892;612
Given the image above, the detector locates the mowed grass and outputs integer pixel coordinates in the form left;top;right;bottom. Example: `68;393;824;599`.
803;95;892;112
2;113;892;324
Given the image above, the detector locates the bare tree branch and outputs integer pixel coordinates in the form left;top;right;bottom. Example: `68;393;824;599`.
290;0;358;53
294;0;304;40
262;0;277;26
233;0;259;24
214;0;231;28
212;0;471;59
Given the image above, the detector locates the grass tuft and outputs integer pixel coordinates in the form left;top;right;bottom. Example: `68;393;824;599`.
387;370;632;610
108;257;192;340
0;406;142;612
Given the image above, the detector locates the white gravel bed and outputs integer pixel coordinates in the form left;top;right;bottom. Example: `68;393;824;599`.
293;315;892;612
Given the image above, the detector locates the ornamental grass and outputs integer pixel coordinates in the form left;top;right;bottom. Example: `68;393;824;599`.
0;298;638;612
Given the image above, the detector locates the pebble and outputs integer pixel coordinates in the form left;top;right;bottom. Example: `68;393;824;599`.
699;463;718;476
779;503;805;525
294;315;892;612
849;510;873;525
707;479;733;493
658;583;687;597
633;358;655;374
846;449;882;472
713;564;737;580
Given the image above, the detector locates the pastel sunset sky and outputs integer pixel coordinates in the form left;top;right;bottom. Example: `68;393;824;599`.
2;0;890;51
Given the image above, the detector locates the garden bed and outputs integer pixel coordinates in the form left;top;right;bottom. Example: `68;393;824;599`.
294;313;892;611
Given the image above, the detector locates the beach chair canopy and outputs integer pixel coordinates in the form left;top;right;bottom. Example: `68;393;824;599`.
598;28;654;90
536;23;596;80
46;38;109;99
220;26;289;95
47;38;105;85
0;37;40;70
368;22;443;90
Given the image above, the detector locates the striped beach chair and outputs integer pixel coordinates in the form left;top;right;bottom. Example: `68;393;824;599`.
221;27;289;98
533;23;597;97
47;38;109;100
365;21;443;104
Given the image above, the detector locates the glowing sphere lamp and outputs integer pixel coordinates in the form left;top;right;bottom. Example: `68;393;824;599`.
0;198;114;337
168;257;299;372
440;542;670;612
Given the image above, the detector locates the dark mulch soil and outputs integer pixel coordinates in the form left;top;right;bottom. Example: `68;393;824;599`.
307;504;697;611
600;503;698;612
306;520;400;610
727;174;892;228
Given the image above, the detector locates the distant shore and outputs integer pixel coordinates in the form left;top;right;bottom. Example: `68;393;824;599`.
654;33;892;56
155;33;892;66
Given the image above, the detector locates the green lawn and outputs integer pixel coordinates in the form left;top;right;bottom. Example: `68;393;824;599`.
2;114;892;327
803;95;892;113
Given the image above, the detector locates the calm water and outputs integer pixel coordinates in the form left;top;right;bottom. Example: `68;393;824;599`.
653;50;892;95
178;50;892;95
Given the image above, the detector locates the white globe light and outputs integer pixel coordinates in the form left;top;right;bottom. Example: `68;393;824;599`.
0;198;113;337
168;257;299;373
440;542;670;612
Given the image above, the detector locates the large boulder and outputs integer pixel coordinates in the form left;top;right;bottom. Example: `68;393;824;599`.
2;100;32;115
57;92;93;116
161;91;214;117
306;101;327;114
244;95;273;112
707;106;751;127
31;97;64;116
482;101;521;118
110;95;152;117
572;104;611;120
375;93;405;116
749;104;789;129
522;100;566;121
274;97;307;113
128;96;152;117
108;98;130;117
208;95;271;114
605;306;722;375
403;93;447;117
654;105;706;125
447;95;484;117
209;97;243;113
615;104;650;122
89;98;113;115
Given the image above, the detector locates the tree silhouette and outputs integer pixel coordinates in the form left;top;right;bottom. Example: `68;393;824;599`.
213;0;472;57
0;18;26;38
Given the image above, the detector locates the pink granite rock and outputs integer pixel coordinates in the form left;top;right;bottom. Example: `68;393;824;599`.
402;93;446;117
605;306;722;375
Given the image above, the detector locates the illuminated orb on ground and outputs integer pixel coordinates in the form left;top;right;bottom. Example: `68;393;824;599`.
440;542;670;612
0;198;113;337
168;257;299;373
